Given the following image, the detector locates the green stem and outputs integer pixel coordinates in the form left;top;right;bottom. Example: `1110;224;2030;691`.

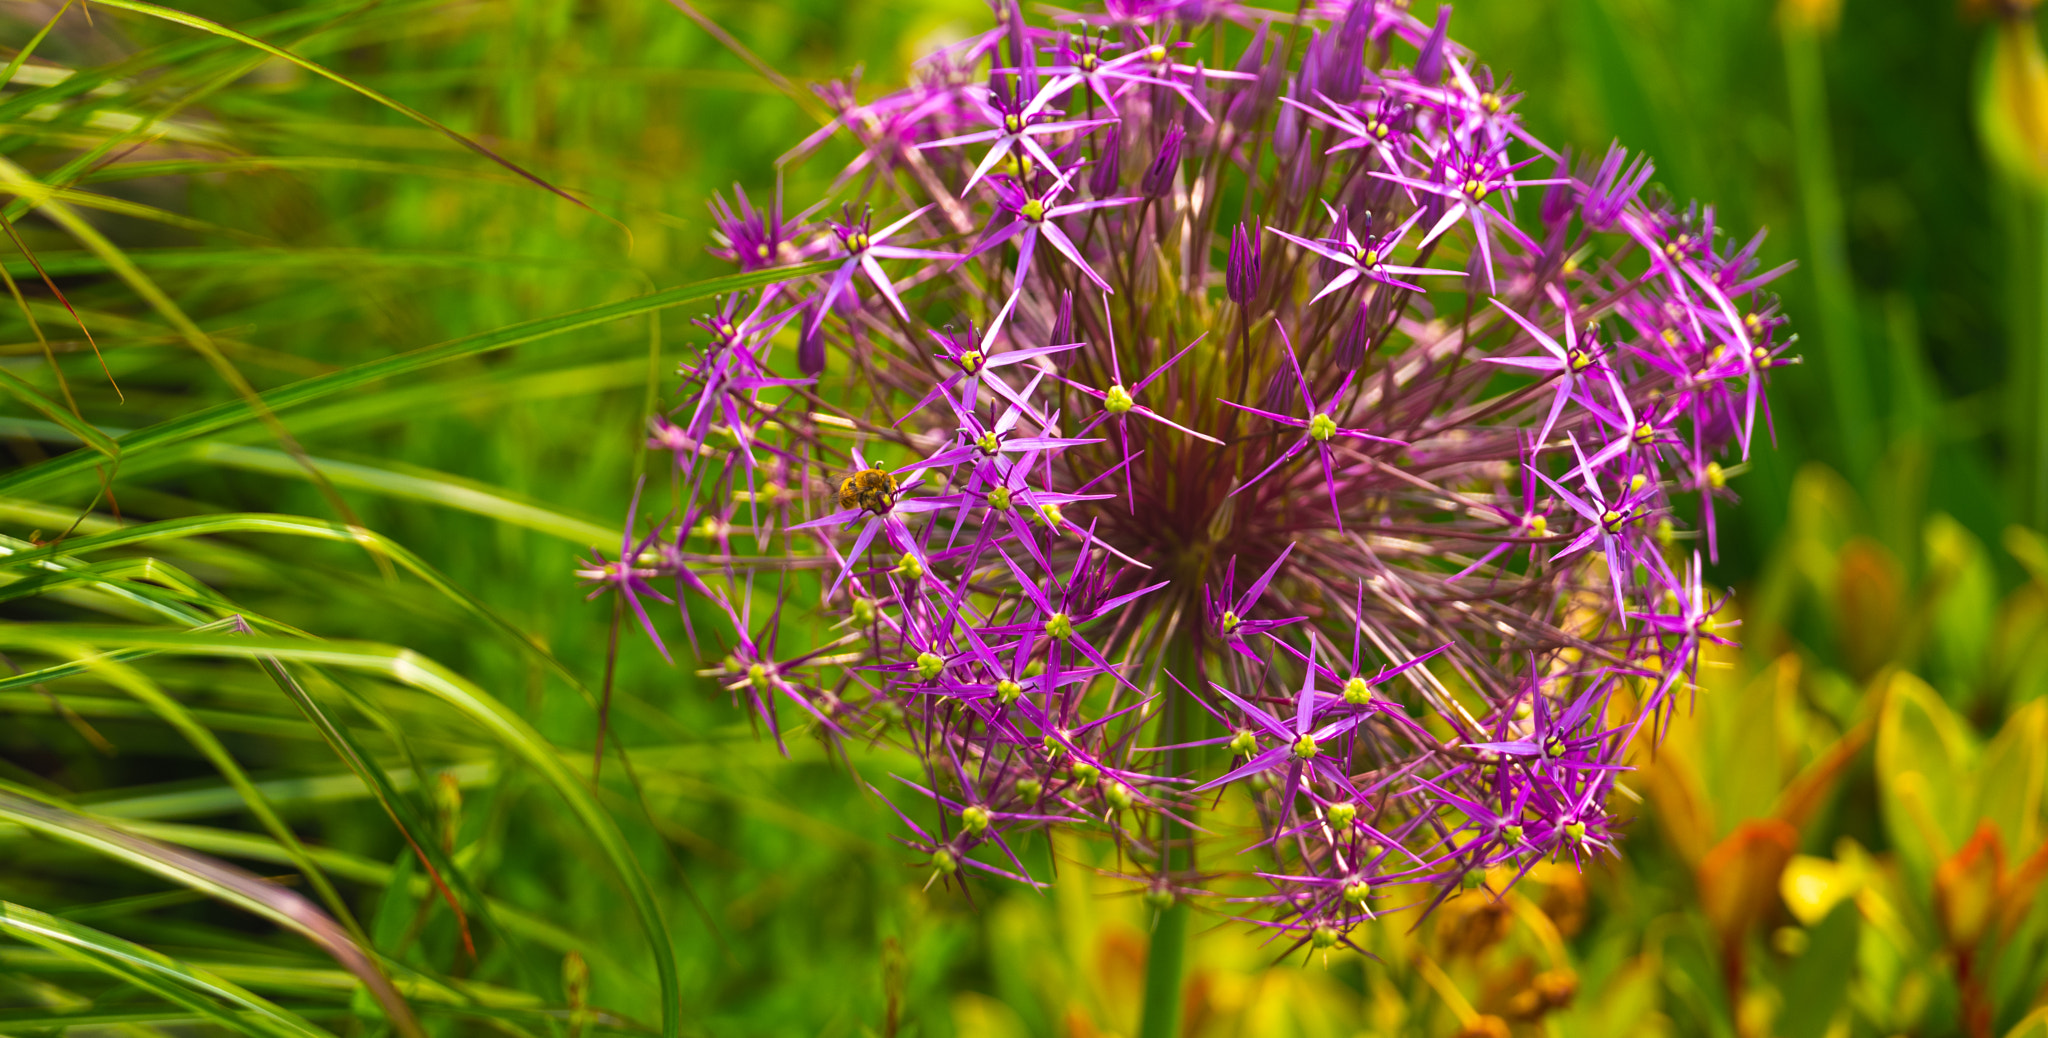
1783;20;1876;485
1138;634;1199;1038
2017;186;2048;530
1139;901;1189;1038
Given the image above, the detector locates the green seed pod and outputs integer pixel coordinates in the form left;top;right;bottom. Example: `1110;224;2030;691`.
1343;676;1373;705
892;553;925;580
1043;612;1073;640
1106;781;1135;809
962;805;992;833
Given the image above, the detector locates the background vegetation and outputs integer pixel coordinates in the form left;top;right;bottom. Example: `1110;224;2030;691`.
0;0;2041;1035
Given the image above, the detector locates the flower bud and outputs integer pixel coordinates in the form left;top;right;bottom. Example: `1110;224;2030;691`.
1333;297;1374;369
1319;10;1367;103
1541;150;1577;227
1224;26;1279;132
1089;130;1122;197
1261;366;1295;412
1294;33;1327;121
798;319;826;376
1141;125;1185;199
1464;244;1490;297
1365;276;1399;328
1227;222;1262;306
1051;288;1077;369
1416;6;1452;83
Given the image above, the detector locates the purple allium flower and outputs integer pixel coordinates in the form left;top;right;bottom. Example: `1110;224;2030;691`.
587;0;1796;948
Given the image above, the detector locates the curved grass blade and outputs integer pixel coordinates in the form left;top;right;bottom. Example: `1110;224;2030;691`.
0;367;115;459
0;2;79;93
245;640;484;959
0;0;436;129
0;900;336;1038
0;153;390;578
0;811;655;1011
0;790;424;1038
0;630;375;949
0;514;597;689
0;259;832;499
84;0;599;217
194;445;617;546
91;817;654;1001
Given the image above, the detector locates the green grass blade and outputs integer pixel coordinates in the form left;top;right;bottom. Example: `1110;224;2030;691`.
82;0;601;215
0;260;831;499
0;366;116;459
0;513;605;705
0;2;78;93
0;900;336;1038
0;794;423;1038
0;628;682;1038
194;445;618;546
0;626;377;958
252;651;535;979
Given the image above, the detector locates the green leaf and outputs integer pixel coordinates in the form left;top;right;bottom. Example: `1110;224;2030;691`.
2008;1006;2048;1038
1977;699;2047;854
1875;671;1980;884
1926;513;1999;705
1776;899;1860;1038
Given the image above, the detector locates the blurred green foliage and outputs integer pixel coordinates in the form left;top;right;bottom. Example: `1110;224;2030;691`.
0;0;2044;1035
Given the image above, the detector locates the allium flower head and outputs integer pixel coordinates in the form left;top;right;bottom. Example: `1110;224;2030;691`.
591;0;1795;948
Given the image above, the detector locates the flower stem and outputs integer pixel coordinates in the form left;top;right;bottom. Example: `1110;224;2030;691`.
1139;900;1189;1038
1139;632;1199;1038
